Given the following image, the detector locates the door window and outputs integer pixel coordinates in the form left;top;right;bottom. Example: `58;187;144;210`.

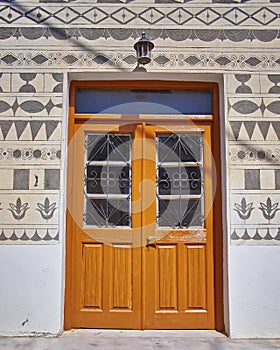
84;134;132;227
156;133;204;228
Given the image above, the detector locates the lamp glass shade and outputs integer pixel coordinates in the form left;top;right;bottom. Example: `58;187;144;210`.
134;33;154;65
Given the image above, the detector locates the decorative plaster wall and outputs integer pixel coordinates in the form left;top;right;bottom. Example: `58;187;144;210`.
0;0;279;337
0;72;63;243
0;1;280;71
0;0;279;245
227;73;280;245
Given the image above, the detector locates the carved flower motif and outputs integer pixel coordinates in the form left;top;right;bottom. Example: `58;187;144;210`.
259;197;280;224
234;197;254;222
8;198;29;221
36;197;57;220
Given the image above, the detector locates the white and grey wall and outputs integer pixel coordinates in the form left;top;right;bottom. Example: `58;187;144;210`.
0;0;280;338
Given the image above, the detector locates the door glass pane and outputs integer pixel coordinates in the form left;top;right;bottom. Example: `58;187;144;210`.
158;198;203;228
86;165;130;195
158;165;201;196
84;134;131;227
85;198;130;227
156;133;204;229
87;134;130;162
76;89;212;115
157;134;202;163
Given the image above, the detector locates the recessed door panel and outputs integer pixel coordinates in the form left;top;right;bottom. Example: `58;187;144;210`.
186;245;207;310
111;244;132;310
83;244;103;309
157;245;178;311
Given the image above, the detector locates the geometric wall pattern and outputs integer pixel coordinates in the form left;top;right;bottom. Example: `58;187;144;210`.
0;72;63;244
1;4;280;29
12;169;60;190
0;146;61;163
0;193;59;224
0;121;61;141
1;51;280;72
0;228;59;243
230;169;280;190
229;145;280;164
0;97;62;117
231;228;280;244
227;73;280;245
228;98;280;118
228;121;280;141
0;73;62;93
1;50;280;72
2;28;280;43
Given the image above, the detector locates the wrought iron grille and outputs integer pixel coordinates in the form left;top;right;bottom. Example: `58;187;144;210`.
84;134;132;228
156;133;204;228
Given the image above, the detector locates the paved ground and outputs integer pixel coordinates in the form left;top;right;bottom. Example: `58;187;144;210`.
0;330;279;350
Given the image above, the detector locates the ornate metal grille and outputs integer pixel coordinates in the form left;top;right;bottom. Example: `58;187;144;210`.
84;134;131;227
156;133;204;228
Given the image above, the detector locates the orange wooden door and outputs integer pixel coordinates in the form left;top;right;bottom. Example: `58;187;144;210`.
67;122;142;329
66;121;215;329
141;124;215;329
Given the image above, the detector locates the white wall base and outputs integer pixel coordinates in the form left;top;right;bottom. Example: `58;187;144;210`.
229;246;280;338
0;245;63;336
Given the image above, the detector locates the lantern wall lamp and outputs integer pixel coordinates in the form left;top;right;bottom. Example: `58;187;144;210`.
134;32;154;66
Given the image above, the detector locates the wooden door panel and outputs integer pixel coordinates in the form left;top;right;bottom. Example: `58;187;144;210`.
157;245;178;311
154;243;207;313
82;243;133;311
185;245;206;310
150;241;213;329
111;244;132;310
72;238;141;328
83;243;103;309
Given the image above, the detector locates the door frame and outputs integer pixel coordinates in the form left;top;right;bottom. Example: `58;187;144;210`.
64;80;224;332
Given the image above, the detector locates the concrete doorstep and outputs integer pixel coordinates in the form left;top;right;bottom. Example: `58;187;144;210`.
0;330;280;350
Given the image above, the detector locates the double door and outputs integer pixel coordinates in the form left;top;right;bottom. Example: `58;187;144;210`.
66;121;215;329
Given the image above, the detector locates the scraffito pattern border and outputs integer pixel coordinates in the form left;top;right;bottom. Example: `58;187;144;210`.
0;228;59;243
0;4;280;27
1;28;280;43
0;50;280;71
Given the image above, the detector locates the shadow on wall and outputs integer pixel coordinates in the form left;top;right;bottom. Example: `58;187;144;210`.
1;1;142;71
